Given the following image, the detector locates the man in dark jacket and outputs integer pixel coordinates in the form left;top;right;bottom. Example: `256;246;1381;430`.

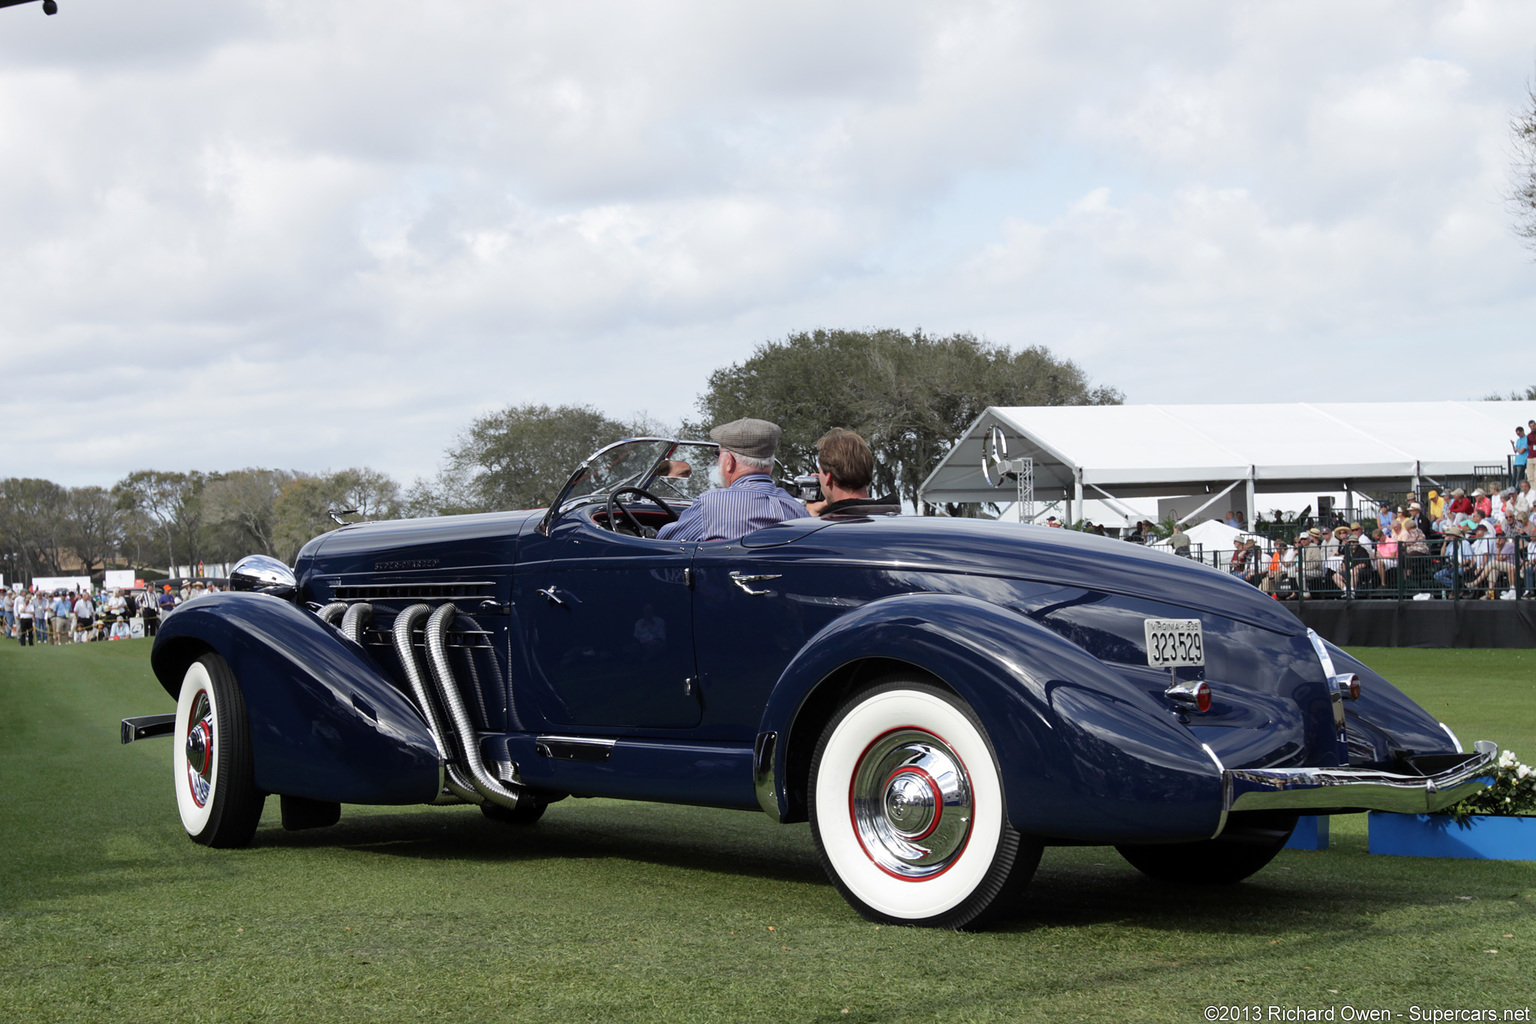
806;428;900;517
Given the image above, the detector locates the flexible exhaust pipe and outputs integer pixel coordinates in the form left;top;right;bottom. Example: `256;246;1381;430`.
424;602;522;811
317;601;348;625
341;602;373;646
391;603;481;805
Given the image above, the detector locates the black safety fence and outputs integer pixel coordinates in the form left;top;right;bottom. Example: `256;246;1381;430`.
1178;539;1536;601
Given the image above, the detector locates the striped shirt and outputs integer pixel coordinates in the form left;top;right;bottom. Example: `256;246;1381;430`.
656;474;810;542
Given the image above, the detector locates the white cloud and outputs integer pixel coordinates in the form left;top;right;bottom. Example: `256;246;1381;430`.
3;0;1536;488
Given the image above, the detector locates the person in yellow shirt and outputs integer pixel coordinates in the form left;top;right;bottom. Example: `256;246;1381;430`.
1427;489;1445;520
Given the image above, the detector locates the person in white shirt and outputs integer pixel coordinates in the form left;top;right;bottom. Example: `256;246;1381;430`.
105;590;131;639
1468;524;1500;597
73;593;95;642
1515;481;1533;517
14;593;36;646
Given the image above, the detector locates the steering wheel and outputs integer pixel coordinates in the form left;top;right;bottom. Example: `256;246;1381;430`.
605;487;679;537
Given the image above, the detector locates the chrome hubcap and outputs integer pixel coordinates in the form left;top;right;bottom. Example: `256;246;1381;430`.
850;729;973;879
184;690;214;808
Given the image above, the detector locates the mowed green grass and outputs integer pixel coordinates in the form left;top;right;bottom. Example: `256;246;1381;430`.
0;641;1532;1024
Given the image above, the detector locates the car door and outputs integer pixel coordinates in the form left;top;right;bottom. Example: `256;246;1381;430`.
689;521;845;737
514;512;701;729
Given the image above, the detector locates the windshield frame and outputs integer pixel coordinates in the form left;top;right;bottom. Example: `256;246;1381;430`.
537;437;720;535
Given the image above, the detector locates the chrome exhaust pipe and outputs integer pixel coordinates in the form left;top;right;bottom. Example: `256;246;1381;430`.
391;604;481;805
424;602;522;811
316;601;348;625
341;602;373;646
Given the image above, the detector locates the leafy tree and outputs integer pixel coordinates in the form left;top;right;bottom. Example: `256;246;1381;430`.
1512;79;1536;253
63;486;123;578
1483;386;1536;400
272;467;403;562
113;471;209;572
331;467;402;520
0;478;68;579
202;469;296;559
691;329;1121;511
433;404;640;514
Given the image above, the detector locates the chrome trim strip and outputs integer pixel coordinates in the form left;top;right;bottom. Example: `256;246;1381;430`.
1225;740;1498;815
1305;628;1337;677
533;736;616;762
331;581;496;601
1201;743;1229;839
753;731;781;821
729;571;782;596
1439;722;1464;754
1306;628;1351;760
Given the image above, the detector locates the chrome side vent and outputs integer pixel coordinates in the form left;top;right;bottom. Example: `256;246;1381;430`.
331;581;497;603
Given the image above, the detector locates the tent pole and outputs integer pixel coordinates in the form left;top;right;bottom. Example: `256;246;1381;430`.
1176;480;1243;526
1245;466;1256;530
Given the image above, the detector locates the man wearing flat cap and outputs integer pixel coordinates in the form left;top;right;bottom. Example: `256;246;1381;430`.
656;417;809;542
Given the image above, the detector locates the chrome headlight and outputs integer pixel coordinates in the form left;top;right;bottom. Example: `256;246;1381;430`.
229;554;298;599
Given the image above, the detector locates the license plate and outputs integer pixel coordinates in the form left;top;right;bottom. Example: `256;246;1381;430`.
1144;618;1205;668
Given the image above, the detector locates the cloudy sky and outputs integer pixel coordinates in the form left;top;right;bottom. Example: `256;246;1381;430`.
4;0;1535;489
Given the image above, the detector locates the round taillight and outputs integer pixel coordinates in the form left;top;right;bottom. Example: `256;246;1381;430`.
1332;673;1361;701
1195;682;1212;713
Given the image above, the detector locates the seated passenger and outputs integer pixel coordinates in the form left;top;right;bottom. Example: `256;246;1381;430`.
656;418;809;542
805;427;898;517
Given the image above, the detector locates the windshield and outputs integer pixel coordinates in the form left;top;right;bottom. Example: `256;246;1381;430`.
544;438;723;533
562;439;673;503
644;442;718;503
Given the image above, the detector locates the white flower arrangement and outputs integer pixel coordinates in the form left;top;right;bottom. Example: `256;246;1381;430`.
1447;748;1536;822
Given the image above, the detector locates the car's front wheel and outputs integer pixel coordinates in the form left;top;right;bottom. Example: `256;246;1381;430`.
173;652;265;847
809;680;1041;929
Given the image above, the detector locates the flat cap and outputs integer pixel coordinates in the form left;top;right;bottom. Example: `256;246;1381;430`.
711;417;782;460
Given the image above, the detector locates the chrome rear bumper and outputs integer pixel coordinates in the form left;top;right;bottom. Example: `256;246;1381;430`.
1225;740;1498;816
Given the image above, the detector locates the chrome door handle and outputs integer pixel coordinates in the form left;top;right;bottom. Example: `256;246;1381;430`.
728;571;781;596
536;586;569;607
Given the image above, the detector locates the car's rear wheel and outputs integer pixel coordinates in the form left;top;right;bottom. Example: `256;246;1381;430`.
173;653;264;848
1114;811;1299;884
809;680;1041;929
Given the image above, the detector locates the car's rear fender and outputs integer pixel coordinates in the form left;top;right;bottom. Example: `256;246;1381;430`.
151;593;441;805
759;592;1225;843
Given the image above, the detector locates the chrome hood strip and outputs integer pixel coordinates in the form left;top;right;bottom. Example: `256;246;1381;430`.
1225;740;1498;815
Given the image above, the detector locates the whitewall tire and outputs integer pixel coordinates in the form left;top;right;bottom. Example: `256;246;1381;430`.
809;680;1040;929
173;653;264;847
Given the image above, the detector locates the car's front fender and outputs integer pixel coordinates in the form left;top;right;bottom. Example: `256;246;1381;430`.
151;593;440;805
758;592;1225;843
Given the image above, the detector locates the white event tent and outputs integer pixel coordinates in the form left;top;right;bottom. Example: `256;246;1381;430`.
918;402;1536;525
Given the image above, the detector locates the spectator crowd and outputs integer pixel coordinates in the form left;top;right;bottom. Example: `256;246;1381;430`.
1109;422;1536;601
6;580;226;646
1162;477;1536;600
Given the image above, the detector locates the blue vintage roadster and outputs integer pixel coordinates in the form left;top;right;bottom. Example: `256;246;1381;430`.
126;437;1496;928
